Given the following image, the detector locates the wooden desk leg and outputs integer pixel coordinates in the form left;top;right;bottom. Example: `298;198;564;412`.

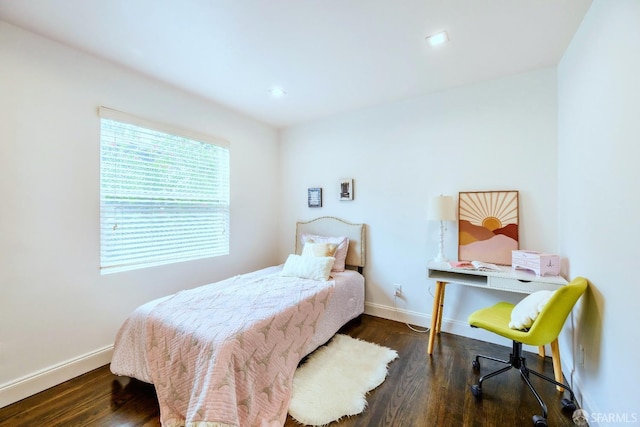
550;338;564;392
435;283;445;333
427;281;445;355
538;346;546;358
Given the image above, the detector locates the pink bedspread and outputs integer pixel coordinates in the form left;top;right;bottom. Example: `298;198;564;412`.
144;272;335;427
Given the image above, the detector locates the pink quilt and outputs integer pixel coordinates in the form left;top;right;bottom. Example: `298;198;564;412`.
144;273;335;427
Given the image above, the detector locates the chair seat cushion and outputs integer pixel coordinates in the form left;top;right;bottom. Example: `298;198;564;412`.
468;302;535;344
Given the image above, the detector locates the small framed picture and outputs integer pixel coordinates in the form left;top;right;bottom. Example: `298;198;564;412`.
308;187;322;207
339;178;354;201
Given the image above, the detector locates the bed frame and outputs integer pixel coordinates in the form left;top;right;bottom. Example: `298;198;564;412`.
295;216;366;273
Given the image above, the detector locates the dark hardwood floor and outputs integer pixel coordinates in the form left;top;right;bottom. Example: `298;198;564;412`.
0;315;578;426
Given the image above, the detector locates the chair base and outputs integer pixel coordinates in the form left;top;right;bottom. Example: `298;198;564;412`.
470;340;578;427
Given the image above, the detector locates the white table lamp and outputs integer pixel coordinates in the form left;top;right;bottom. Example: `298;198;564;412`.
428;195;456;262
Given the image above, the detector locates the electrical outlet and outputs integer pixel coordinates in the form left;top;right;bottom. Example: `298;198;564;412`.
393;284;402;297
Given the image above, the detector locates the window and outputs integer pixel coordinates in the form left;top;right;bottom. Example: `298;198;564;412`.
99;107;229;273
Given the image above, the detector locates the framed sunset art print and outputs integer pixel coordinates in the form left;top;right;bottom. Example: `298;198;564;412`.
458;190;519;265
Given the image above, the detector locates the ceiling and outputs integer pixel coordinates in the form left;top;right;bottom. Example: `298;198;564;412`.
0;0;592;128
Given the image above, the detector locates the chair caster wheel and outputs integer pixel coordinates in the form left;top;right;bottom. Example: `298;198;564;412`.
470;384;482;398
472;360;480;371
561;398;577;412
532;414;548;427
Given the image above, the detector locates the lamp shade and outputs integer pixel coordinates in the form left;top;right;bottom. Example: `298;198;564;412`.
428;195;456;221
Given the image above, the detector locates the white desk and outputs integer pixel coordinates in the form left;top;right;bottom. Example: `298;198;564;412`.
427;262;568;389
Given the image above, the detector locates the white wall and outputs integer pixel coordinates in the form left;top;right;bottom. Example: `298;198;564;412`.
279;68;561;342
0;22;281;406
558;1;640;424
7;4;636;420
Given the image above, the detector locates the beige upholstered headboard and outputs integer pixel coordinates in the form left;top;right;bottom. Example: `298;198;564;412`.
295;216;366;269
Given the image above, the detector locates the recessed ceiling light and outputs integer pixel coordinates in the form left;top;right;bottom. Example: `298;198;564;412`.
269;87;287;98
426;31;449;47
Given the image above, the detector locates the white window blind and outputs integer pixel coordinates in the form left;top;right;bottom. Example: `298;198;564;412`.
99;107;230;273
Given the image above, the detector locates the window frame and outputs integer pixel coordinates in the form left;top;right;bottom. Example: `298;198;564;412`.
98;107;230;274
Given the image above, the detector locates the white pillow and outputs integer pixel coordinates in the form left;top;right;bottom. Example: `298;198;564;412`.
280;254;335;281
509;290;556;330
301;234;349;272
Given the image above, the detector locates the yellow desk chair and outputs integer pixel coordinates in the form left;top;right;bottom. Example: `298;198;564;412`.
468;276;588;427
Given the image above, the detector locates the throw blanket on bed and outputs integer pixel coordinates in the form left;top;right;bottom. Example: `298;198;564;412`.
145;273;335;427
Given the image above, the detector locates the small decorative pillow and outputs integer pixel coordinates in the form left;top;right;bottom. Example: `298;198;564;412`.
301;234;349;272
509;290;556;330
301;242;338;258
280;254;335;281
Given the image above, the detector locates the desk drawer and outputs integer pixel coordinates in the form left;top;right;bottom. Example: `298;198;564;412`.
489;276;563;294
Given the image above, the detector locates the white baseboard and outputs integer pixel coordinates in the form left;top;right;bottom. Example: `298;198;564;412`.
364;301;432;327
563;360;600;427
364;302;513;347
0;345;114;409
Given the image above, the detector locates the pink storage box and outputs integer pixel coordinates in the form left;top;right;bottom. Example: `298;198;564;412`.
512;250;560;277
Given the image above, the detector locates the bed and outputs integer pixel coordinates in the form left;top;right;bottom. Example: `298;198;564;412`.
110;216;366;427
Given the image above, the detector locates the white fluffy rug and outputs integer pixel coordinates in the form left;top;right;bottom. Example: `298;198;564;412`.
288;334;398;426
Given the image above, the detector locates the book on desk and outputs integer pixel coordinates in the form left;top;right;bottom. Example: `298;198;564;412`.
449;260;503;272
